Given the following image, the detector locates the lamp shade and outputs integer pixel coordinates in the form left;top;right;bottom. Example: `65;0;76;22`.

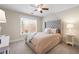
0;9;6;23
67;23;74;28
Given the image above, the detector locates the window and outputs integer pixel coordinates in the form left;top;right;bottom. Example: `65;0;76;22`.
20;18;37;34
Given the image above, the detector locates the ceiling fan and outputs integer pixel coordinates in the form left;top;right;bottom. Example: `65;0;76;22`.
31;4;49;13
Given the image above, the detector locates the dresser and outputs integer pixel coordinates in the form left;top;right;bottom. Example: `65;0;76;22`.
0;35;9;54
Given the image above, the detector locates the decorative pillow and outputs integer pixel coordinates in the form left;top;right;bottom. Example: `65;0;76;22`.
44;28;52;34
51;29;57;33
44;28;57;34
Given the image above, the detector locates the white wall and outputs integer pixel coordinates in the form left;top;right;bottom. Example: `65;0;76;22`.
0;9;42;43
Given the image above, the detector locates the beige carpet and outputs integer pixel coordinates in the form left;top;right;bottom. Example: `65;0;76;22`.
9;40;79;54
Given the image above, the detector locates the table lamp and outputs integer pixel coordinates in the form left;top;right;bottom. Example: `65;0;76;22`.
0;9;6;33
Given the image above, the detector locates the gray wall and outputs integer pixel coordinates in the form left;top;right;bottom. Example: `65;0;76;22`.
0;9;42;43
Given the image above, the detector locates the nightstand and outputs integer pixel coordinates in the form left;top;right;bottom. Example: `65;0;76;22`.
63;33;75;46
0;35;9;54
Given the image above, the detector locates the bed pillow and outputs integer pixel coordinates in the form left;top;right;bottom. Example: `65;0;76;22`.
51;28;57;33
44;28;50;33
44;28;57;34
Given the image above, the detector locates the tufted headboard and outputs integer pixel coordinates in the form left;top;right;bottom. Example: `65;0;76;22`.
44;20;61;33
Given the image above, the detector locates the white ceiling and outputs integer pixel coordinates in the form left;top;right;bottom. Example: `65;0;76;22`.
0;4;78;17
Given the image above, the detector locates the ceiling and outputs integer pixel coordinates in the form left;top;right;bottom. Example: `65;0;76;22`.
0;4;78;17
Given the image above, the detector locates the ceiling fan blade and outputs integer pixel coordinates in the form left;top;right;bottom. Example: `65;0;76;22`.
42;8;49;10
34;9;37;11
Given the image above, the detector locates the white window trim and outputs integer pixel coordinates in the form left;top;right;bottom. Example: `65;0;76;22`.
20;17;37;35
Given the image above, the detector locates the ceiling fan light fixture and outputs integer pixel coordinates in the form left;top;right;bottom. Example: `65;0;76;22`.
37;8;42;11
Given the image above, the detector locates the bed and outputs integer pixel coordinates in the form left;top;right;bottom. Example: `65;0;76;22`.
25;20;61;54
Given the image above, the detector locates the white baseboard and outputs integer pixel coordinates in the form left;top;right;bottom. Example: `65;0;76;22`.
10;39;23;44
